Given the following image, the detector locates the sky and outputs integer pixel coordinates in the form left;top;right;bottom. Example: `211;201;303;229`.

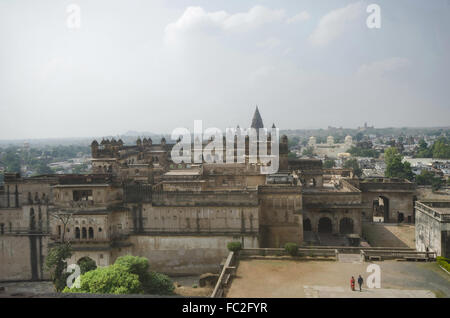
0;0;449;140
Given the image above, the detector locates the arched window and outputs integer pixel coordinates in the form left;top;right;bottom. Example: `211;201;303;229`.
318;217;332;233
75;227;80;239
303;218;312;231
339;218;354;234
82;227;87;239
88;227;94;239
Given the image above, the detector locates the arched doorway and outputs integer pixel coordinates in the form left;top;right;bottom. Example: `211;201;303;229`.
318;217;332;233
340;217;354;234
303;218;312;231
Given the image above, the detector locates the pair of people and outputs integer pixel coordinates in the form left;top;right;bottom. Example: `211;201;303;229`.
350;275;363;292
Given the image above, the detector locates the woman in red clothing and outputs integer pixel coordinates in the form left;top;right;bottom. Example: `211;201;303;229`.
351;276;355;291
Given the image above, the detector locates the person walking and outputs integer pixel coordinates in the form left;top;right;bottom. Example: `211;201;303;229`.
351;276;355;291
357;275;363;292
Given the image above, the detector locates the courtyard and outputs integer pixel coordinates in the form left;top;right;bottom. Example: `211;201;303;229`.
227;259;450;298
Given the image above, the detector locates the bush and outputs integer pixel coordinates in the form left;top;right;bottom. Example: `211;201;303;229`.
284;243;299;256
45;243;73;292
63;255;174;295
143;271;175;295
437;256;450;272
64;265;142;295
227;241;242;252
77;257;97;274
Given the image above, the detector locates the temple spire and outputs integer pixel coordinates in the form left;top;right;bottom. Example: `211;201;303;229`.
251;106;264;129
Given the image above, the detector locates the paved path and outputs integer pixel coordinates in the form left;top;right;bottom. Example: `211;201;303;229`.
303;285;434;298
338;254;362;263
227;259;450;298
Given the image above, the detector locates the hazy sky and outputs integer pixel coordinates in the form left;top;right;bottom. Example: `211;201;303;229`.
1;0;449;139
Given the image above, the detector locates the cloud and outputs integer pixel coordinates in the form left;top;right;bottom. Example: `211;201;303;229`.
309;2;363;46
257;37;281;49
165;6;285;44
286;11;310;24
356;57;411;77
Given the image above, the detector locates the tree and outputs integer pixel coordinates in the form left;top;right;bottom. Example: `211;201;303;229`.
432;137;450;159
355;132;364;142
384;147;414;181
64;265;142;295
64;255;175;295
35;161;53;175
323;159;335;169
288;152;297;159
416;139;432;158
45;243;73;292
77;256;97;274
302;146;314;157
416;170;443;191
343;158;362;177
50;211;73;243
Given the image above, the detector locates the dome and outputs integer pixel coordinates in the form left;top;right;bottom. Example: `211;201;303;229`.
327;136;334;145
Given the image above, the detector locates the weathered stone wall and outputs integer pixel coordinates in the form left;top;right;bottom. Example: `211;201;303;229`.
136;204;259;234
415;203;450;257
361;192;414;222
258;186;303;247
0;235;49;281
128;235;258;275
302;208;362;236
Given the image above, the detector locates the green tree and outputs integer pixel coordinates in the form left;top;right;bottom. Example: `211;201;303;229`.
288;152;297;159
302;146;314;157
432;137;450;159
77;256;97;274
64;255;174;295
45;243;73;292
323;159;335;169
343;158;362;177
415;170;443;191
64;265;142;295
35;161;53;175
416;139;432;158
384;147;414;181
3;150;21;173
355;132;364;142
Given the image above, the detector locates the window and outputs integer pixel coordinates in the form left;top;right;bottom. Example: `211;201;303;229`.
98;227;102;232
82;227;87;239
58;225;62;238
88;227;94;239
0;223;4;235
75;227;80;239
73;190;93;202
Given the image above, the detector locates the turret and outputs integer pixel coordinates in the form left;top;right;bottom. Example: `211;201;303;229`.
91;140;99;158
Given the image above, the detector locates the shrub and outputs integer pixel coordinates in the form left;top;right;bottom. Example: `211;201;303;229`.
45;243;73;292
64;265;142;294
437;256;450;272
143;271;175;295
63;255;174;295
227;241;242;252
77;257;97;274
115;255;174;295
284;243;299;256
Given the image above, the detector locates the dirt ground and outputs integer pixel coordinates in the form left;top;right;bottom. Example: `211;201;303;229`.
226;259;450;298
